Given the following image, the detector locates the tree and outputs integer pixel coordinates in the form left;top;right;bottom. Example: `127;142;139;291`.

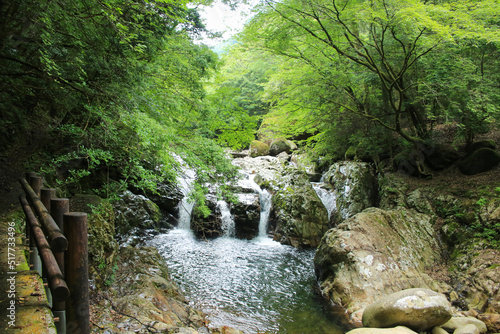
242;0;500;149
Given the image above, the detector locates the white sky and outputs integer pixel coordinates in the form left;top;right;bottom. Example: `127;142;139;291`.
196;0;260;46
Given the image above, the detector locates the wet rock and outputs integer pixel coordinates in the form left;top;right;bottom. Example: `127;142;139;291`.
233;192;260;239
441;316;487;333
322;161;377;225
141;181;183;217
459;148;500;175
114;190;162;235
362;288;452;331
314;207;447;326
191;194;224;239
250;140;270;157
345;326;418;334
272;167;329;248
232;156;285;187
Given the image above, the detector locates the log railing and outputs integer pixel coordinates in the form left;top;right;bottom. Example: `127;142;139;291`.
20;173;89;334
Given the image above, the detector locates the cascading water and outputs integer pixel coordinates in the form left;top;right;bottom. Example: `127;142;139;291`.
174;156;197;230
312;183;337;221
148;157;344;333
217;200;235;237
258;189;272;237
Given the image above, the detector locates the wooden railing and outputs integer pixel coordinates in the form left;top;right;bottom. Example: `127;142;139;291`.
20;173;89;334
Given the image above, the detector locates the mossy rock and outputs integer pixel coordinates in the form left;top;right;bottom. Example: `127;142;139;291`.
269;137;295;156
250;140;270;157
459;148;500;175
468;139;497;153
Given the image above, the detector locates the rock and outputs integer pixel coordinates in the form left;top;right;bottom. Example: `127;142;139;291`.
426;146;460;171
322;161;377;225
449;247;500;314
454;324;480;334
232;156;285;187
141;181;183;217
191;194;224;239
362;288;452;331
432;327;449;334
442;316;487;333
468;140;497;153
233;192;260;239
272;167;329;247
314;207;447;326
269;137;295;156
346;326;418;334
477;313;500;333
91;246;208;333
249;140;270;157
114;190;162;235
459;148;500;175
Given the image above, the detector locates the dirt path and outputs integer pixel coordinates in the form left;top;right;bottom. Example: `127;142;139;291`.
0;210;57;333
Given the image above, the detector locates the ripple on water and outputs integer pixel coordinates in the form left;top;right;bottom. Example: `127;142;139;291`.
149;229;345;334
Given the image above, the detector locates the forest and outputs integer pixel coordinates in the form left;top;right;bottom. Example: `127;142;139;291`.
1;0;499;205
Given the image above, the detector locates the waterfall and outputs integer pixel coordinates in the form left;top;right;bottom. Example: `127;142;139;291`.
175;156;197;230
312;183;337;221
258;189;272;237
217;200;235;237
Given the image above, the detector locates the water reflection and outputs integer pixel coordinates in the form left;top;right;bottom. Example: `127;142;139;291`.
149;229;344;334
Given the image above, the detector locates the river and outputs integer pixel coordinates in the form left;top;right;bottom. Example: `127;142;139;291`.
149;229;344;333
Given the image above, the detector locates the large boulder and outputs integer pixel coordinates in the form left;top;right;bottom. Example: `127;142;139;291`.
140;181;183;218
272;167;329;248
362;288;452;331
249;140;270;157
314;207;447;326
321;161;378;225
459;148;500;175
269;138;296;156
232;156;285;188
114;190;162;236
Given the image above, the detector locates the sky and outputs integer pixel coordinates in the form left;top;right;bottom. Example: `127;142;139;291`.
195;0;261;47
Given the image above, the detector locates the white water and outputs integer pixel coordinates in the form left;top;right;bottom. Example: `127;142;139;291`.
258;189;272;237
312;183;337;221
217;200;236;237
174;155;197;229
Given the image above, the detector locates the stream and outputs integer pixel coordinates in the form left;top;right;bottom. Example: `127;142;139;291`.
148;158;344;333
149;230;344;333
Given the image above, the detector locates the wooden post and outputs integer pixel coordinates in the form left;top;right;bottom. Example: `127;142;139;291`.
64;212;89;334
19;178;67;252
51;198;69;334
41;188;56;214
28;175;43;198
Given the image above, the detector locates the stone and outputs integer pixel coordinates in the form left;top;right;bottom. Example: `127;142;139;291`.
468;139;497;153
271;166;329;247
322;161;377;225
314;207;446;326
191;194;224;239
269;137;295;156
459;148;500;175
477;313;500;333
114;190;162;235
345;326;418;334
442;317;487;333
249;140;270;157
453;324;480;334
233;192;260;239
432;327;449;334
362;288;452;331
